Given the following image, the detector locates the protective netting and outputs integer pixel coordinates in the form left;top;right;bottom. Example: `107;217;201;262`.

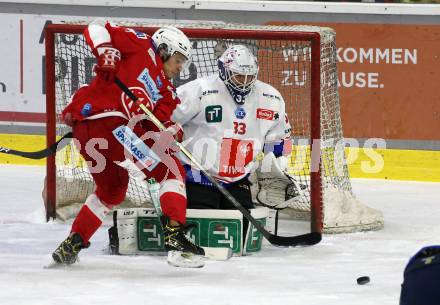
49;22;383;232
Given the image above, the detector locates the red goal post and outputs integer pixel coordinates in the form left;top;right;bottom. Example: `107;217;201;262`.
44;22;382;234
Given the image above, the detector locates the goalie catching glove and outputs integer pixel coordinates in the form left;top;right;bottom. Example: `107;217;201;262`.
255;152;307;210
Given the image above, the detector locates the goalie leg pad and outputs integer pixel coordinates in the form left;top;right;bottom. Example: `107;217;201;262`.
110;207;268;257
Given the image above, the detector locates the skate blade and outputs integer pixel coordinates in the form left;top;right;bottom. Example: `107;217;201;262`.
202;247;233;261
43;261;72;269
167;250;205;268
44;255;79;269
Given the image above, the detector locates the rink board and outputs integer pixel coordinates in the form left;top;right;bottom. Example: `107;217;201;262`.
0;133;439;182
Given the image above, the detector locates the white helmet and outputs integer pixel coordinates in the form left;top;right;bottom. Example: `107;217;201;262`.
152;26;192;61
218;45;259;104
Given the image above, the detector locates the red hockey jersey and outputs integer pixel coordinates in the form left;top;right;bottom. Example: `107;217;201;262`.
62;22;180;125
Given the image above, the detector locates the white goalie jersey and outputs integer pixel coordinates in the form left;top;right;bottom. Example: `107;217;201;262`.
173;74;292;185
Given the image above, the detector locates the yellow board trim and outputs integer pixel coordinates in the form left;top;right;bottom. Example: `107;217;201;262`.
347;147;440;182
1;134;439;182
0;134;47;166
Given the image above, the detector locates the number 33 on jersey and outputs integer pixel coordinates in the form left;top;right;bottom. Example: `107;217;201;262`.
172;74;292;184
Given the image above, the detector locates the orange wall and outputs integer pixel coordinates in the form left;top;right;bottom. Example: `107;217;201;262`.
269;22;440;141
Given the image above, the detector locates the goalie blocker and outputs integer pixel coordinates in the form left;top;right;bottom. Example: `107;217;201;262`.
109;207;269;256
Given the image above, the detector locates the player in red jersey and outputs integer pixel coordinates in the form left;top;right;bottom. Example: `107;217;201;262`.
52;20;204;265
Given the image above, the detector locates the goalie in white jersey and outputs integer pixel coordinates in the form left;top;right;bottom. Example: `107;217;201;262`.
172;44;292;211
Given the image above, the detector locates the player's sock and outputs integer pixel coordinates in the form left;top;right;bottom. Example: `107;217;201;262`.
70;205;103;243
52;193;110;265
71;193;110;243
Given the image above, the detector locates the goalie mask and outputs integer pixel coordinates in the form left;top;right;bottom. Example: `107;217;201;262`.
218;45;259;105
152;26;192;66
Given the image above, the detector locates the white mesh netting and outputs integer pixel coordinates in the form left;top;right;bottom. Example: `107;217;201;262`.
48;22;383;232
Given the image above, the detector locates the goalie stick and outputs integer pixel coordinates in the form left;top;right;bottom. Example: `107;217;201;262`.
0;132;73;159
115;78;321;247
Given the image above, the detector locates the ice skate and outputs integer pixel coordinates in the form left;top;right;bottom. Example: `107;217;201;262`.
163;221;205;268
52;233;89;265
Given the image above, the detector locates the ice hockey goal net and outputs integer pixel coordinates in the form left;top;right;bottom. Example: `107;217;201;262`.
44;22;383;233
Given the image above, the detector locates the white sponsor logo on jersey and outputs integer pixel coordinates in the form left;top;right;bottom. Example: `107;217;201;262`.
221;165;243;175
121;87;152;118
112;125;161;171
256;108;278;121
137;68;163;102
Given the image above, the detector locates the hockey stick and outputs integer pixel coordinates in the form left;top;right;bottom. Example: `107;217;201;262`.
0;132;73;160
115;78;321;247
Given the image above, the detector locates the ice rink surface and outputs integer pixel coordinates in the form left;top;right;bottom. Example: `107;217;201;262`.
0;164;439;305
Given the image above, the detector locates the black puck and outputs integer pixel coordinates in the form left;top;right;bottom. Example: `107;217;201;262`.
357;276;370;285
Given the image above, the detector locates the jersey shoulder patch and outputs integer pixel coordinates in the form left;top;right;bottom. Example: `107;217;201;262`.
124;27;149;40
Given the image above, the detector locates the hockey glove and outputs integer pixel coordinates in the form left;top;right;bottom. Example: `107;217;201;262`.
153;121;183;155
163;121;184;143
93;43;121;83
